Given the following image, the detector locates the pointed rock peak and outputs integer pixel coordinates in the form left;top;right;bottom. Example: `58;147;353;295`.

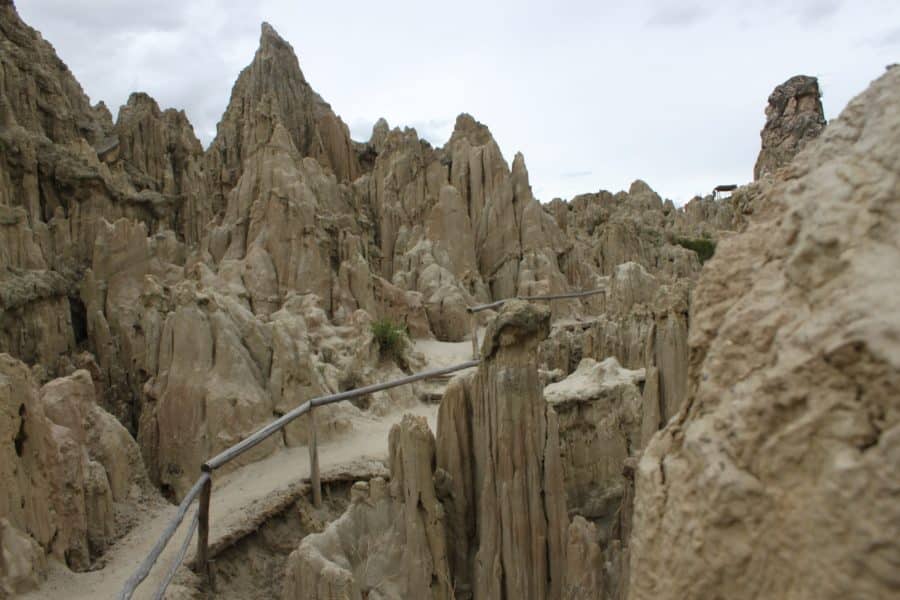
260;21;278;38
511;152;535;198
373;117;390;133
259;21;292;53
450;112;495;146
754;74;826;180
512;151;527;173
368;117;391;150
251;21;306;83
124;92;161;113
208;18;359;186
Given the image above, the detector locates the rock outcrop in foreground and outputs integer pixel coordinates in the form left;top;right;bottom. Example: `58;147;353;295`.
630;66;900;600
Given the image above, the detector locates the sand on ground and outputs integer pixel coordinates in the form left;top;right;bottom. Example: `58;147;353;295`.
23;336;473;600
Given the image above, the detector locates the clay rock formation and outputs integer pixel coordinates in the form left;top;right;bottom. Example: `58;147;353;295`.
630;66;900;599
437;300;568;600
206;22;359;207
113;92;209;244
0;2;763;589
284;301;576;600
544;357;647;600
0;354;148;589
753;75;826;180
544;357;644;523
281;414;452;600
539;260;691;430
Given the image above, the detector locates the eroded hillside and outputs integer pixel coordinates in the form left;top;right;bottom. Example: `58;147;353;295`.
3;1;896;599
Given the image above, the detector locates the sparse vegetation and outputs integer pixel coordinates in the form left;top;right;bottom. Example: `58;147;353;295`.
675;236;717;264
371;318;407;361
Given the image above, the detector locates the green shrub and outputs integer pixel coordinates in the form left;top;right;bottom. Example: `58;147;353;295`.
675;236;717;264
371;318;407;361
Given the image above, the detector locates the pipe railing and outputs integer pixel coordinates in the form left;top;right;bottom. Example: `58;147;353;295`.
117;473;210;600
120;360;479;599
466;287;606;314
121;285;603;599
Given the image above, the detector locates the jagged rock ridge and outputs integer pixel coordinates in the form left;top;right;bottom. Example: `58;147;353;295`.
1;1;868;598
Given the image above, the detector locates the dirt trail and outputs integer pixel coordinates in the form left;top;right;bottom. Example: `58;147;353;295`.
24;337;474;600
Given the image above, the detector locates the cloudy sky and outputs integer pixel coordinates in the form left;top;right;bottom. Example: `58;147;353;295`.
18;0;898;204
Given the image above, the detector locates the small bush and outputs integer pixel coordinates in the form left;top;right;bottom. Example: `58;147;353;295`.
675;236;717;264
371;318;407;361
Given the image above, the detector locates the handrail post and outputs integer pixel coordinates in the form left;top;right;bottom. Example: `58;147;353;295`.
197;475;212;585
309;406;322;507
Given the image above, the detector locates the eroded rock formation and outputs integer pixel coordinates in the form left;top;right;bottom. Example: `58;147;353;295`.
436;300;568;600
630;66;900;600
753;74;826;180
3;0;880;597
282;414;452;600
0;353;148;591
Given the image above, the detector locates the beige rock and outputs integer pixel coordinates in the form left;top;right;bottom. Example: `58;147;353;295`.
0;355;147;573
0;518;46;597
206;22;359;210
630;66;900;600
564;516;604;600
113;92;208;245
544;357;644;519
148;282;279;498
437;300;568;599
544;357;646;600
282;415;452;600
753;75;826;180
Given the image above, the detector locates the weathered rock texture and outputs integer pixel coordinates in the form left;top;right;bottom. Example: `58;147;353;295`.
1;0;745;515
282;414;452;600
545;358;644;529
1;1;816;594
543;357;647;600
283;302;579;600
753;74;826;180
436;300;569;600
630;66;900;600
0;353;148;590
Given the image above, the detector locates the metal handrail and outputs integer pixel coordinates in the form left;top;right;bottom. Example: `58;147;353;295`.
203;360;480;471
467;287;606;313
152;510;199;600
119;359;480;599
120;284;606;598
118;473;210;600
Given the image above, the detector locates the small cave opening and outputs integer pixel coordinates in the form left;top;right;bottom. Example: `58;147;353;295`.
69;295;88;345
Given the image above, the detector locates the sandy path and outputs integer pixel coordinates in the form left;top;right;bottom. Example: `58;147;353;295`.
25;337;471;600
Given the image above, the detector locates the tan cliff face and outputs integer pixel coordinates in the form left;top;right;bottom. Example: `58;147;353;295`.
0;354;149;592
8;1;895;599
629;66;900;600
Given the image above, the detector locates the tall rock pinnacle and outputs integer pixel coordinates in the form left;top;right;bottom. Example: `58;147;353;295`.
753;75;826;180
206;22;359;204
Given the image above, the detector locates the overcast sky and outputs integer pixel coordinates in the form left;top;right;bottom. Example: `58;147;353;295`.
18;0;899;204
